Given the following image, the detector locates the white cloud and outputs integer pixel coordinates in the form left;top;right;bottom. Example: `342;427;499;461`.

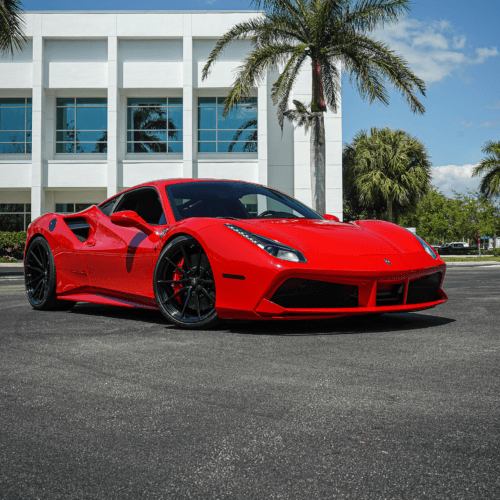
452;35;466;49
475;47;499;62
485;101;500;109
480;120;500;128
413;33;448;50
460;120;473;127
374;20;499;83
431;164;481;196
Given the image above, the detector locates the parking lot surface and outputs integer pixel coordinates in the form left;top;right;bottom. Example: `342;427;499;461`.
1;267;499;499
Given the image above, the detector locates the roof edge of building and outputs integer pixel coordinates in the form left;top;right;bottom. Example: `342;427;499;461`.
25;10;265;14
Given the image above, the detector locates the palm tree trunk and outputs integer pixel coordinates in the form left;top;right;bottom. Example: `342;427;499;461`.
310;113;326;215
311;59;327;112
387;196;393;223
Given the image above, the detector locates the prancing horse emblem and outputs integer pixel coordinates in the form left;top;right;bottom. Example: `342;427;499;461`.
384;259;392;265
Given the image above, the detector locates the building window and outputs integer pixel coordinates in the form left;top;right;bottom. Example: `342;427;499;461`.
0;204;31;231
198;97;257;153
127;98;183;153
0;98;32;154
55;203;93;214
56;98;107;153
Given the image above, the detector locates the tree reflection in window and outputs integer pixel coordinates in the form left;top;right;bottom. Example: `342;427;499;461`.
198;97;257;153
0;98;32;154
127;98;183;153
56;98;107;154
228;118;257;152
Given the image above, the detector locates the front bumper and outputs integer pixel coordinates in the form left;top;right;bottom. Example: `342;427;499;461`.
216;264;447;320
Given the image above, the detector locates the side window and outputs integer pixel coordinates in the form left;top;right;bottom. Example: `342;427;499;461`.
113;188;166;225
98;196;119;216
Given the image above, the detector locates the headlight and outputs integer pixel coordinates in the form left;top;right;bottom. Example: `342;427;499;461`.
225;224;307;263
415;234;437;259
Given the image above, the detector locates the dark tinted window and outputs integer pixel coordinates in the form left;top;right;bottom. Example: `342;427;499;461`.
165;181;322;221
98;196;119;216
114;188;166;225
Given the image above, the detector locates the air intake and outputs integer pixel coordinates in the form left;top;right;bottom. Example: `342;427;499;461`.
271;279;358;309
406;272;442;305
63;217;90;242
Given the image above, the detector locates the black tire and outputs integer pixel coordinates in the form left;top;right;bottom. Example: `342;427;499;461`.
24;236;76;311
153;235;220;330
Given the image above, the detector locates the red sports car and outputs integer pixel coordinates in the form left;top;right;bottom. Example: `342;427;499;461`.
24;179;447;329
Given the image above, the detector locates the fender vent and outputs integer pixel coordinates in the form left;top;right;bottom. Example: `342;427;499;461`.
406;272;442;305
271;279;358;309
63;217;90;242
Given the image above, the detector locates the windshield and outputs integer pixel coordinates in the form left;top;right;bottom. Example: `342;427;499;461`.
165;181;323;221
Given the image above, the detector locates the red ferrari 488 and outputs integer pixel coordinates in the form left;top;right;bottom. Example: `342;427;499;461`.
24;179;447;329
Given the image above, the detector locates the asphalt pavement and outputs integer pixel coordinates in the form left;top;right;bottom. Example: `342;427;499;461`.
0;267;499;499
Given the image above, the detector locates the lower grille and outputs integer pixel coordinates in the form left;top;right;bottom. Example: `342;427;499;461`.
376;283;405;307
406;272;442;305
270;279;358;309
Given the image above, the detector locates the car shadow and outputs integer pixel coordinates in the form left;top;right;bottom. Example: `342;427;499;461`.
69;303;167;325
221;313;456;336
68;303;455;335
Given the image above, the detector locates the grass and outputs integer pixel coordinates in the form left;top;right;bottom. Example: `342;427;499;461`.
442;256;500;262
0;257;20;263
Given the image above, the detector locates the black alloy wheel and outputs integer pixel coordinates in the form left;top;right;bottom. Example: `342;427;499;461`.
153;235;220;329
24;236;75;310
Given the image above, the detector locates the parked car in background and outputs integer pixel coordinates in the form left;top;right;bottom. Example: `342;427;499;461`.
438;242;472;255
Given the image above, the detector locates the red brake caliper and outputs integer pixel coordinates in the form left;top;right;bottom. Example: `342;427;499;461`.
172;258;185;305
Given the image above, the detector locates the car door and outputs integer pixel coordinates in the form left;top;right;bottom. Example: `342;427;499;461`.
81;187;167;302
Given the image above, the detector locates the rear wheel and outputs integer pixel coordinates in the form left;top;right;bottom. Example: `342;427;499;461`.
24;236;76;311
154;236;220;330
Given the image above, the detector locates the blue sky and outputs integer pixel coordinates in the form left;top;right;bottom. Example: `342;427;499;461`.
23;0;500;196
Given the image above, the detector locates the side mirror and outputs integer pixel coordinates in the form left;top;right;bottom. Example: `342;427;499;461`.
110;210;155;235
323;214;340;222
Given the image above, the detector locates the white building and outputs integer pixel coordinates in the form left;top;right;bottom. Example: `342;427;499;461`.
0;10;342;231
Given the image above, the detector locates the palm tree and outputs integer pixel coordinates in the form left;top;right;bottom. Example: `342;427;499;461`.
202;0;425;214
0;0;26;55
343;127;431;223
472;140;500;198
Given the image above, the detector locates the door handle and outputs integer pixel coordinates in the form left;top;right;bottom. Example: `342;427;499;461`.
85;240;96;247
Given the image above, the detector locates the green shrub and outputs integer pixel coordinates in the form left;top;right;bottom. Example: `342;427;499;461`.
0;231;27;261
493;248;500;257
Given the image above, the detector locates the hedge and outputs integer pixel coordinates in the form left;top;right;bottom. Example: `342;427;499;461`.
0;231;27;261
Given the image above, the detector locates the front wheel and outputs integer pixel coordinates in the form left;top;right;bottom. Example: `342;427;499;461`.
24;236;76;311
153;236;220;330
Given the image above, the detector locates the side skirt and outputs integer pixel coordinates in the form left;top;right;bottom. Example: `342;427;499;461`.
58;292;159;310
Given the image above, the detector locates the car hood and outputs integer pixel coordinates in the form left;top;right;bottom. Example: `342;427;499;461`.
233;219;423;257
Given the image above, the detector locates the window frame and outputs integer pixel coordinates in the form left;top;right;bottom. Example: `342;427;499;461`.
0;203;31;231
126;97;183;154
55;97;108;155
0;98;32;155
197;96;258;154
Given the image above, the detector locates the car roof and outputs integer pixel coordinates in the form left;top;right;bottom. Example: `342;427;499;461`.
99;178;273;204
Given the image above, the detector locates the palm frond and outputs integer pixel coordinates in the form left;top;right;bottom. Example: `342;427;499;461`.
346;0;411;32
321;59;341;113
202;18;267;81
223;42;307;117
0;0;26;56
271;51;308;128
472;140;500;198
340;34;425;113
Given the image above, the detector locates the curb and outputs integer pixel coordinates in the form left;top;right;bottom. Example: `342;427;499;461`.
0;263;24;277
